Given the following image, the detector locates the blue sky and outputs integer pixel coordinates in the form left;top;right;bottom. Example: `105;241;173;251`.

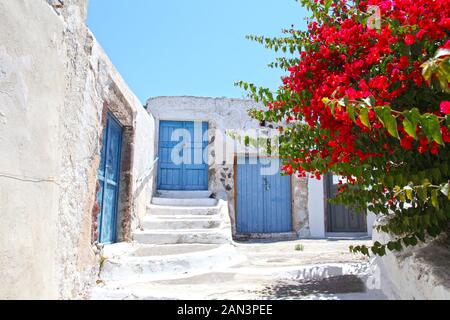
87;0;307;103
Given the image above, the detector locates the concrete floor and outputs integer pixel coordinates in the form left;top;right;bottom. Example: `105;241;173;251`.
233;239;370;267
91;239;387;300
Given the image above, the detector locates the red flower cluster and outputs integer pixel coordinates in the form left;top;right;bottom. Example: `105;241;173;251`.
279;0;450;177
441;101;450;115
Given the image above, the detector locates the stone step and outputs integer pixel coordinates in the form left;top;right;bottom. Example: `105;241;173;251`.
133;229;231;245
155;190;212;199
100;244;247;282
148;214;222;220
147;204;219;216
143;215;222;230
152;197;217;207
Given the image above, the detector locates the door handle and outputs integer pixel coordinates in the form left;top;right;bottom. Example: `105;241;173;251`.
263;177;270;191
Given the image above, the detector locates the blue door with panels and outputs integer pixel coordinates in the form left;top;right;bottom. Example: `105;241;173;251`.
96;113;123;244
157;121;208;190
236;157;292;233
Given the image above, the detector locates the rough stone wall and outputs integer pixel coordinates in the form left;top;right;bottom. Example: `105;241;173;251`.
292;176;310;237
146;96;310;238
373;229;450;300
131;104;157;232
0;0;156;299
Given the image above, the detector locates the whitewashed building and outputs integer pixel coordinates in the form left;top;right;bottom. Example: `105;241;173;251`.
144;96;376;240
2;0;448;301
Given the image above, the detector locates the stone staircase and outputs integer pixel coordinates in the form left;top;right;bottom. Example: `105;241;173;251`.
91;194;387;299
132;190;232;245
96;190;243;286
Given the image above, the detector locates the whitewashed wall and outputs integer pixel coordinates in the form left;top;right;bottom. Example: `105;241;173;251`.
0;0;156;299
373;230;450;300
146;97;311;237
308;177;326;237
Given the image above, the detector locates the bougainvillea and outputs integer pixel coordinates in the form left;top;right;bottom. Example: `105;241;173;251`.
238;0;450;255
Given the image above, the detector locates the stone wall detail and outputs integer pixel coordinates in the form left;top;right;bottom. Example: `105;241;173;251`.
0;0;156;299
146;96;311;239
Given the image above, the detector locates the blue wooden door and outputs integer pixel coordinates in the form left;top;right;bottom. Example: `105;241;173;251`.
236;157;292;233
96;114;123;244
157;121;208;190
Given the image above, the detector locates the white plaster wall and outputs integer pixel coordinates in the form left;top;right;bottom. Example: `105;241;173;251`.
90;37;157;236
146;96;311;237
132;105;157;231
147;96;262;130
366;212;376;237
0;0;70;300
373;230;450;300
308;177;326;238
0;0;156;299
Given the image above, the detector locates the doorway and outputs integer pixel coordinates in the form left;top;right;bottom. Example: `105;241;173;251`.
96;113;123;244
325;174;367;233
157;120;209;190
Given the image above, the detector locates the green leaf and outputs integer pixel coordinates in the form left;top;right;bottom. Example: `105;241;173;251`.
403;108;421;140
421;113;444;145
375;106;399;139
347;105;356;122
361;246;370;256
402;118;415;139
417;186;428;202
359;107;371;129
431;189;439;209
437;68;450;93
431;168;441;183
404;186;414;201
422;60;434;83
330;103;336;115
324;0;332;13
387;242;396;251
398;190;406;202
394;241;403;251
440;183;449;197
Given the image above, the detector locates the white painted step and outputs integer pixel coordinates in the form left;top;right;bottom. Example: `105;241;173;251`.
100;244;247;282
148;214;222;220
152;197;217;207
147;204;219;216
133;229;231;245
143;216;222;230
155;190;212;199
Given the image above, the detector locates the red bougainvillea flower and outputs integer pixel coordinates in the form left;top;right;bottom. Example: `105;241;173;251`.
404;34;415;46
273;0;450;177
400;136;414;150
282;164;294;175
440;101;450;115
430;142;440;155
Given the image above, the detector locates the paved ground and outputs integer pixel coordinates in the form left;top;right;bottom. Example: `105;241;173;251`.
233;239;370;267
91;239;387;300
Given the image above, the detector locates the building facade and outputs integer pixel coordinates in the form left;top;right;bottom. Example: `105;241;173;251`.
145;96;376;240
2;0;447;301
0;0;156;299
